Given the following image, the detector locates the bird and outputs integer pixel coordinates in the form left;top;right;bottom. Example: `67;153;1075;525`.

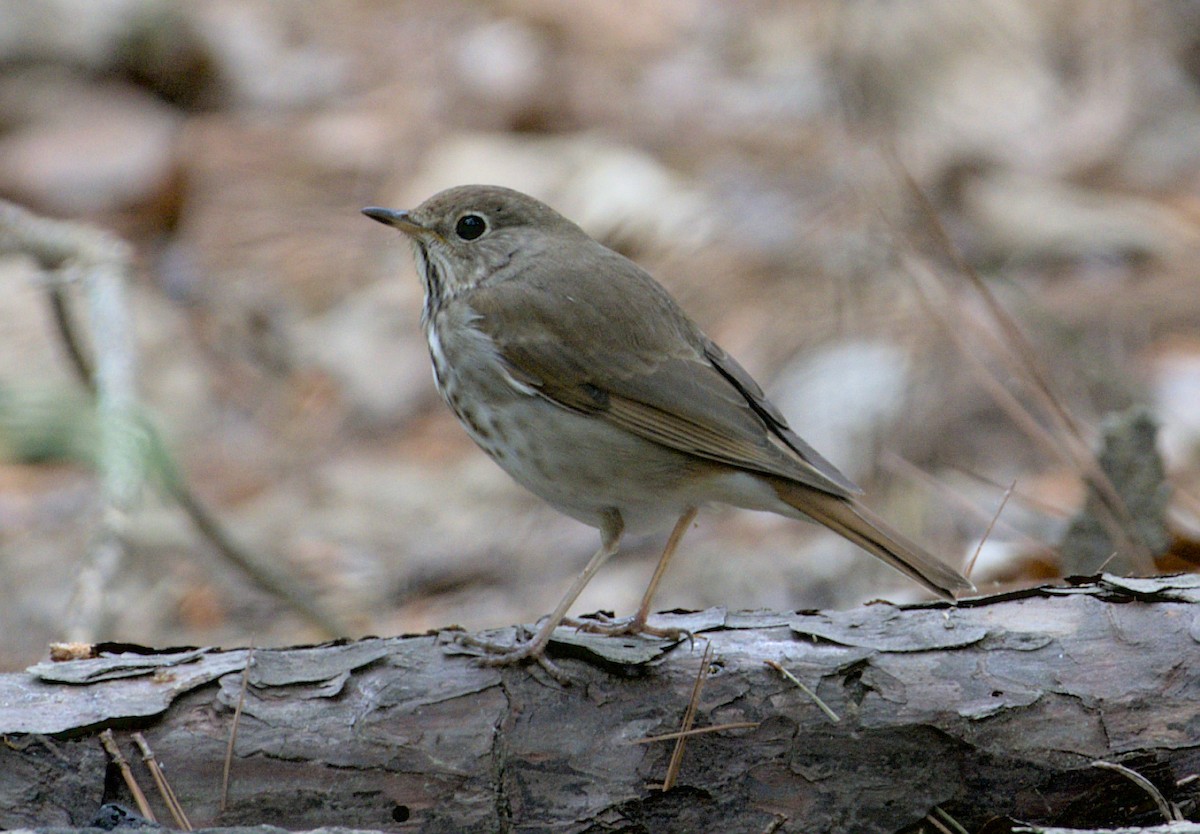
362;185;973;676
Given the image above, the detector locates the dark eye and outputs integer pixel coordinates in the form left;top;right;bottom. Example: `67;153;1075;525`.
455;214;487;241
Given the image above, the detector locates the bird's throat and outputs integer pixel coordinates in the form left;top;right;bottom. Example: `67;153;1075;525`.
413;241;444;324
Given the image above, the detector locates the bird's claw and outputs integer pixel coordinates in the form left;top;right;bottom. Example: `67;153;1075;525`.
453;628;571;684
563;613;694;647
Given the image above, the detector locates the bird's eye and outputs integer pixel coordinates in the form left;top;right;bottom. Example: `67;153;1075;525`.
455;214;487;241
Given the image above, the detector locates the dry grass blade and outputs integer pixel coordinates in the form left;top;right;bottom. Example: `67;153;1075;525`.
759;815;788;834
893;161;1153;571
930;805;970;834
900;164;1083;433
631;722;759;744
133;732;192;830
884;453;1052;559
923;813;955;834
661;641;713;791
765;659;840;723
902;239;1149;572
965;479;1017;579
99;729;156;822
1095;548;1124;573
1091;760;1181;822
906;261;1075;465
948;465;1073;518
221;646;255;812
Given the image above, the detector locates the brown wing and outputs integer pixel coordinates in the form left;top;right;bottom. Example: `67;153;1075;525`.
466;243;861;498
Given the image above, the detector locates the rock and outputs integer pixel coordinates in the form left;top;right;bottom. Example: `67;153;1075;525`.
0;0;160;68
769;340;912;483
1059;408;1171;576
453;19;549;115
0;72;180;215
397;132;713;252
1153;345;1200;470
291;280;434;427
959;168;1198;265
188;2;348;109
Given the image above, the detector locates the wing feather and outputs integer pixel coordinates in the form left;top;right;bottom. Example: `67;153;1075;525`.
467;244;860;498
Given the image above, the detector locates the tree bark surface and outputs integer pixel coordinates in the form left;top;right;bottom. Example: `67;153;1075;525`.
2;574;1198;833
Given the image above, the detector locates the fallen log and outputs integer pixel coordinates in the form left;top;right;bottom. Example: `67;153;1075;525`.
2;574;1199;833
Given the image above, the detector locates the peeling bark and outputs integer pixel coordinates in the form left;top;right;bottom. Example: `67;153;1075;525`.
2;575;1199;834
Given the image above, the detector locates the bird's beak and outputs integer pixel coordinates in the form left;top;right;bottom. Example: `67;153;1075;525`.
361;206;425;235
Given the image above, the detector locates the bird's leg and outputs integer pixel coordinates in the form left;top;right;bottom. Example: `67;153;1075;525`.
456;510;624;680
566;506;697;641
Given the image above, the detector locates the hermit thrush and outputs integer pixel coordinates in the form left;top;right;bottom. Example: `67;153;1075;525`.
363;185;972;674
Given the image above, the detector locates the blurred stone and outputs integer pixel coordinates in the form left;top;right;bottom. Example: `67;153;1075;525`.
399;132;713;252
1152;344;1200;470
1059;408;1171;576
112;2;216;109
832;3;1048;140
638;8;827;135
833;1;1146;181
0;75;180;215
510;0;698;54
0;0;160;68
454;19;549;116
300;110;396;175
1127;118;1200;192
960;169;1198;264
190;1;349;109
0;1;214;108
769;340;912;483
292;281;434;427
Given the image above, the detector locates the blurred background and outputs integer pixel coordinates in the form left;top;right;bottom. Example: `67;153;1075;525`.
2;0;1200;670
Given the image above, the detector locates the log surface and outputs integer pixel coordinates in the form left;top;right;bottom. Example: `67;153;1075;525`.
2;574;1199;833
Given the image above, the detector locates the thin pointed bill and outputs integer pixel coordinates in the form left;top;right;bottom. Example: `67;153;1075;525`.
361;206;426;236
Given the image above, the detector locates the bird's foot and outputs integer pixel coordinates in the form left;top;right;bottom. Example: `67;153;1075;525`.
453;626;570;684
563;612;692;645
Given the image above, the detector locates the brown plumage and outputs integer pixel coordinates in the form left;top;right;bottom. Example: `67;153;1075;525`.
363;185;972;675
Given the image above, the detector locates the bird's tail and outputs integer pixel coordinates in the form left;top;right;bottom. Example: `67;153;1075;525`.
772;480;975;599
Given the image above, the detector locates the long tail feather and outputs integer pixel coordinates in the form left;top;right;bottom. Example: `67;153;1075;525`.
772;480;975;599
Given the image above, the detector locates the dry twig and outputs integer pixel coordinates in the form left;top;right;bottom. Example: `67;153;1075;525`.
766;659;841;723
133;732;192;830
99;729;156;823
894;164;1152;571
661;642;712;791
1091;759;1181;823
631;722;759;744
926;805;969;834
965;479;1017;579
221;646;256;812
0;199;346;638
